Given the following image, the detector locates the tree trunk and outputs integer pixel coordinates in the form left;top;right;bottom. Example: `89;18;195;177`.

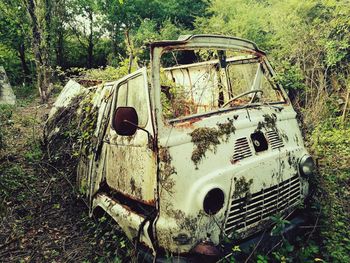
26;0;51;103
56;29;64;68
18;43;31;83
124;29;133;74
111;23;119;56
87;9;93;69
54;0;65;68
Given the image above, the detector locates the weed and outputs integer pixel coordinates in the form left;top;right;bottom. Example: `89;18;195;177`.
24;139;43;163
80;212;133;262
309;116;350;263
12;84;38;106
270;214;291;236
0;163;37;204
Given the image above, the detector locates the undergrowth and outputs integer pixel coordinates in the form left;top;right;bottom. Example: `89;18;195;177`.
12;84;37;106
309;115;350;263
0;104;14;149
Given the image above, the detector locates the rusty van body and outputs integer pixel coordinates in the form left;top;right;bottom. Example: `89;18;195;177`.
52;35;315;259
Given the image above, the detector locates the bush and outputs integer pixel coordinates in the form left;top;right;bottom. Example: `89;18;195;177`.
309;116;350;263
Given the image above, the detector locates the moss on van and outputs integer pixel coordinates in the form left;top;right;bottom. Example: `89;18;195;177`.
190;119;235;168
233;177;253;199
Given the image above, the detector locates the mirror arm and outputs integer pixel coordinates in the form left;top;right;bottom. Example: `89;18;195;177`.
123;120;155;150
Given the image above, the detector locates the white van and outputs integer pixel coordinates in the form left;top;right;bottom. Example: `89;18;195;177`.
48;35;315;260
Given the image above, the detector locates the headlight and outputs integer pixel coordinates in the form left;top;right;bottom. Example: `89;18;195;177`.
203;188;225;215
299;155;315;178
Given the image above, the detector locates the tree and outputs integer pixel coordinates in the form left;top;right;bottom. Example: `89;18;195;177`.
25;0;55;102
97;0;209;65
195;0;350;126
66;0;103;68
50;0;67;68
0;0;32;83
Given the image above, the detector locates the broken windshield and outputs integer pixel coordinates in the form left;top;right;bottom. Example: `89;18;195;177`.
159;49;285;120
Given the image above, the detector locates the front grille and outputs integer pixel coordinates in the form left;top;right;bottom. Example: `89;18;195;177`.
231;137;252;163
266;130;284;149
224;175;301;234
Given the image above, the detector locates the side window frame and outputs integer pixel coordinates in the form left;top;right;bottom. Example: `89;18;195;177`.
111;68;151;134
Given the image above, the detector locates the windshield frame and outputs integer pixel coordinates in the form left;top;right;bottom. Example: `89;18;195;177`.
150;36;290;126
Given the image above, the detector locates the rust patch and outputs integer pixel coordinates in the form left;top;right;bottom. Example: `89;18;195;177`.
77;79;103;87
191;240;221;256
130;177;142;197
174;117;203;129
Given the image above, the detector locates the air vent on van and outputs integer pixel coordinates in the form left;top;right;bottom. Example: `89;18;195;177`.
266;130;284;149
231;138;252;163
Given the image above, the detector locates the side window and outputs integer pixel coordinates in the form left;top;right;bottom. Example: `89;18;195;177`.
260;74;281;102
117;83;127;106
116;74;148;127
259;64;283;102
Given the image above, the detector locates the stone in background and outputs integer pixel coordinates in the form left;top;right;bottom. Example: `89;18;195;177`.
0;66;16;105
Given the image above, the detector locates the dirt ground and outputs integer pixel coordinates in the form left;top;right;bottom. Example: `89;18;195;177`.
0;99;132;262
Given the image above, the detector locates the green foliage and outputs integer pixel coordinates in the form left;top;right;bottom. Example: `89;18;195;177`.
0;1;33;84
273;62;306;91
63;37;93;68
82;60;132;81
0;163;37;202
256;254;268;263
270;214;291;236
81;213;133;262
312;124;349;168
12;84;38;106
0;45;24;85
24;139;43;163
309;113;350;262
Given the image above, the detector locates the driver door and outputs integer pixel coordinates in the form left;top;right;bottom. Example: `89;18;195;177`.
105;68;157;204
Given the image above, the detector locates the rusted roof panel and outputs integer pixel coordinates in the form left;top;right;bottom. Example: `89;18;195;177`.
149;34;265;55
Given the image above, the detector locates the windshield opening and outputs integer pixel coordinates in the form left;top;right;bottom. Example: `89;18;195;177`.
159;48;285;120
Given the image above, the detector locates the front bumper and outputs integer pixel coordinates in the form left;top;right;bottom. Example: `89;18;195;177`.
137;210;308;262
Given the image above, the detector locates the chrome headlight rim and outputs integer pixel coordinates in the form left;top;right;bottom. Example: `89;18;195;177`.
299;155;315;178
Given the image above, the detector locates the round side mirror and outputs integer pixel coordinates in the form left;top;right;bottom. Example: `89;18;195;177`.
112;107;139;136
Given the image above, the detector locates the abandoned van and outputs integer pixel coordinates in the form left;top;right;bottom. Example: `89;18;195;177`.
46;35;315;259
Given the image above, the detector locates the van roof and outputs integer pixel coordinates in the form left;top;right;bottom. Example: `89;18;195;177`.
149;34;265;55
